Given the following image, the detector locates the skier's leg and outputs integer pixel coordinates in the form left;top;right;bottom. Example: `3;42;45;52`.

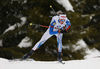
56;33;63;62
32;29;52;51
22;29;52;60
22;50;34;60
56;33;63;53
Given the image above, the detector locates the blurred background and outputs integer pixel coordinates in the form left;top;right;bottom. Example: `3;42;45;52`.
0;0;100;61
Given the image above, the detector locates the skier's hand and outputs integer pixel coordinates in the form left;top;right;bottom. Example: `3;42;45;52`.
58;29;68;33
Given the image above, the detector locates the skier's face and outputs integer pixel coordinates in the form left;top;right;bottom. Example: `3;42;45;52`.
59;19;65;24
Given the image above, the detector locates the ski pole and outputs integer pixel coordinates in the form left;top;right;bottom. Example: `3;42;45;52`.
50;5;57;15
30;23;49;28
50;5;65;15
40;25;49;28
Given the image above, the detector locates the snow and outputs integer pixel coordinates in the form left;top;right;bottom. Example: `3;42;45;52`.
18;37;33;48
73;39;100;59
3;24;16;34
63;39;100;59
3;17;26;34
0;40;3;46
73;39;87;51
85;48;100;59
56;0;74;12
90;14;95;20
0;58;100;69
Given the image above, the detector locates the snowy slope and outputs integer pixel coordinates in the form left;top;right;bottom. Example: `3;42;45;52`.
0;58;100;69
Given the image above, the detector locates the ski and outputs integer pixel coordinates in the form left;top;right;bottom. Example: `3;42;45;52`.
9;58;34;62
58;61;65;64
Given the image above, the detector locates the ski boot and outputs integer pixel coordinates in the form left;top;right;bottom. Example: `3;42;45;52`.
57;52;65;64
57;52;62;62
22;50;34;60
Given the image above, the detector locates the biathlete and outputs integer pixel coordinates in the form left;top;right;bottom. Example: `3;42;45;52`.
22;13;71;62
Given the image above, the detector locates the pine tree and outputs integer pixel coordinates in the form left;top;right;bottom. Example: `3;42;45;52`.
0;0;27;47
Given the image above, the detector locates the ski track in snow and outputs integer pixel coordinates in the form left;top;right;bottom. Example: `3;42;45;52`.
0;58;100;69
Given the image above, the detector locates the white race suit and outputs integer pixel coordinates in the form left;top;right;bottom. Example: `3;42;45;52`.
32;15;71;52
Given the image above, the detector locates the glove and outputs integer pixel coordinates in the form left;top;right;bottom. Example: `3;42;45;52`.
58;29;68;33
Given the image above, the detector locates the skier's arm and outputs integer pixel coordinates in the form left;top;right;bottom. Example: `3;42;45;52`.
49;20;59;35
58;20;71;33
65;20;71;31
